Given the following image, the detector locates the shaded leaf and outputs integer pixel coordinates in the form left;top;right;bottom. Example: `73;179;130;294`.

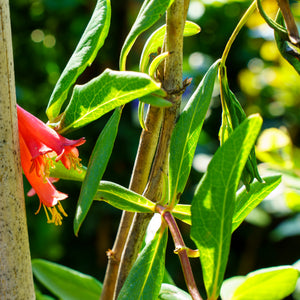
169;60;219;205
46;0;111;121
118;228;168;300
74;108;121;235
119;0;174;71
190;115;263;299
58;69;162;133
94;181;156;213
32;259;102;300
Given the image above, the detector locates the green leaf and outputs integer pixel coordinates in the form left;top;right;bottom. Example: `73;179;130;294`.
230;266;299;300
119;0;174;71
220;276;245;300
118;228;168;300
172;204;191;225
57;69;163;133
219;65;262;190
94;181;156;213
169;60;219;205
158;284;192;300
139;95;172;108
74;108;121;235
190;115;263;300
49;160;87;182
140;21;201;73
232;175;281;232
46;0;111;121
148;52;169;78
32;259;102;300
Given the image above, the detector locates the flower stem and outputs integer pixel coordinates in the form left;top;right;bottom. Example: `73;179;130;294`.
156;205;203;300
221;0;257;66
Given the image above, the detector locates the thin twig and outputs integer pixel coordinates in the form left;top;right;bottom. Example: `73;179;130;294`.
156;205;202;300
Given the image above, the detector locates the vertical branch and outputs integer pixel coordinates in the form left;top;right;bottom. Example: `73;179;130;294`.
0;0;35;298
114;0;189;297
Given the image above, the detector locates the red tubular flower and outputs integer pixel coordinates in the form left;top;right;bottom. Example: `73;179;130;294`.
17;105;85;225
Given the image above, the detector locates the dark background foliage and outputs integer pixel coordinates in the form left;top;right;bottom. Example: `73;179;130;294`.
11;0;300;297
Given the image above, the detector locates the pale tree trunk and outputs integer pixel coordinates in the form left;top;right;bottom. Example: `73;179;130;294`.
0;1;35;299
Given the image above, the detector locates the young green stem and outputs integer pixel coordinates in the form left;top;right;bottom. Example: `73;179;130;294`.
221;0;257;66
100;106;163;300
0;0;35;297
156;205;202;300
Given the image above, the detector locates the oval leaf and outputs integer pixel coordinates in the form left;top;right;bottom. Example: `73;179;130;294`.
190;115;263;299
32;259;102;300
231;266;299;300
158;284;192;300
57;69;163;133
46;0;111;121
74;108;121;235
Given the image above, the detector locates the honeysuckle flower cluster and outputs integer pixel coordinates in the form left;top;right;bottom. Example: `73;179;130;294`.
17;105;85;225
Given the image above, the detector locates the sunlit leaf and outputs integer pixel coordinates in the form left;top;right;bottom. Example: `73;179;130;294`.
119;0;174;71
57;69;162;133
158;284;192;300
232;175;281;232
169;60;219;205
118;228;168;300
172;204;191;225
140;21;201;73
32;259;102;300
46;0;111;121
49;160;86;182
224;266;299;300
74;108;121;235
190;115;262;300
94;181;156;213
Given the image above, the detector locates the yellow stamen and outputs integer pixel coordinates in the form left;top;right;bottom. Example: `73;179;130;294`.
42;204;51;223
57;201;68;217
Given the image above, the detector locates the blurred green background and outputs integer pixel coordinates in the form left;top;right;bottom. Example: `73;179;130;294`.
11;0;300;298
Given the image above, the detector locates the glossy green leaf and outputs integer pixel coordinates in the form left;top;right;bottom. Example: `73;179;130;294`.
46;0;111;121
169;60;219;205
172;204;191;225
119;0;174;71
139;95;172;108
49;160;87;182
118;228;168;300
32;259;102;300
148;52;169;78
230;266;299;300
232;175;281;232
158;284;192;300
190;115;263;300
74;108;121;235
57;69;162;133
94;181;156;213
220;276;245;300
140;21;201;73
